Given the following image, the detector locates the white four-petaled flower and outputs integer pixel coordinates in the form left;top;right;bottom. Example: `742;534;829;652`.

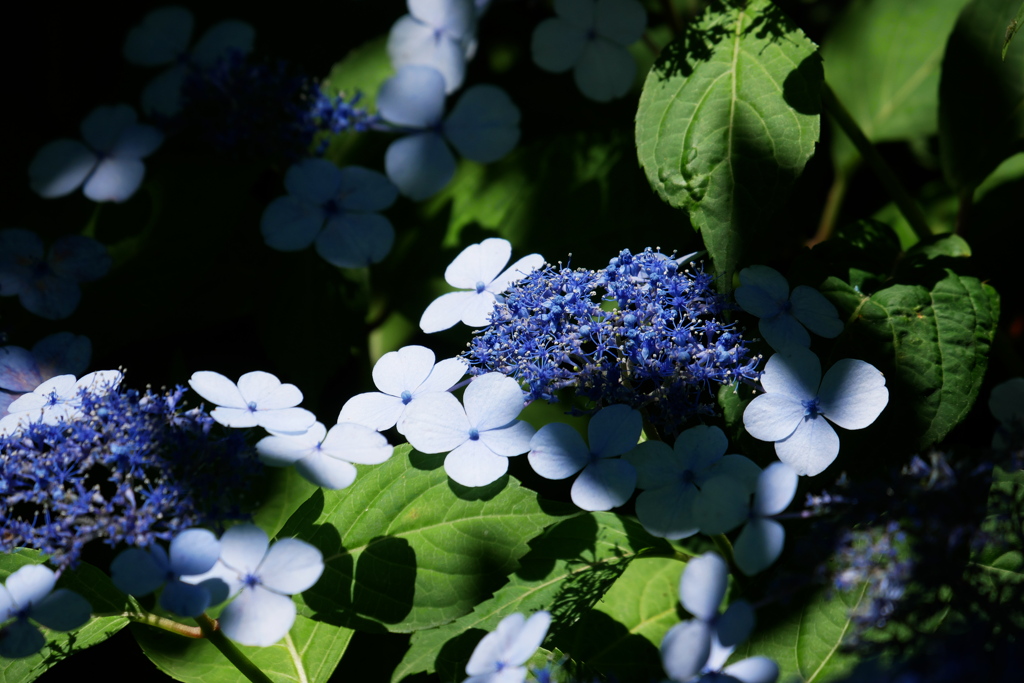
256;421;394;489
188;370;316;435
734;265;843;351
0;565;92;659
463;611;552;683
387;0;478;94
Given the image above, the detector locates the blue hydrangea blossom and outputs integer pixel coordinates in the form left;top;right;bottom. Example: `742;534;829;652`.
28;105;164;203
377;66;521;200
261;159;398;268
256;421;393;489
110;528;223;617
188;370;316;435
0;332;91;416
734;266;843;351
528;404;641;511
531;0;646;102
0;565;92;659
338;345;467;431
0;370;122;436
0;229;112;320
463;611;552;683
420;238;544;333
627;425;760;540
398;372;535;487
743;347;888;476
181;525;324;647
387;0;478;94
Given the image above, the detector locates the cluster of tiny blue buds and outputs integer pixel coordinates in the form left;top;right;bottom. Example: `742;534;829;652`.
0;383;264;569
832;522;913;635
465;248;762;436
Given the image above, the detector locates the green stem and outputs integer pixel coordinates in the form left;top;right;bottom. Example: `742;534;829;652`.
194;614;275;683
710;533;736;567
809;167;849;247
822;83;932;243
99;611;204;638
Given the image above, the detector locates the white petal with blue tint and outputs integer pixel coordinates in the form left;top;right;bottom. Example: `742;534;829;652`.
28;140;97;198
571;458;636;510
529;422;590;479
399;391;470;453
419;290;492;333
489;254;545;293
296;451;358;489
660;619;711;682
743;393;804;442
479;420;535;457
335;166;399;212
80;105;137;152
48;235;112;282
774;416;839;477
734;517;787;576
142;65;187;117
759;313;810;351
317;213;395;268
385;132;456;200
679;552;727;621
444;86;521;164
261;196;325;251
445;438;509;486
256;538;324;595
378;65;448;128
635;485;700;539
735;265;790;318
723;657;780;683
818;358;888;430
464;372;526;430
790;285;843;338
284;158;343;204
760;347;820;399
84;158;145;203
218;585;296;647
587;404;642;458
693;475;751;535
754;462;798;517
387;15;467;95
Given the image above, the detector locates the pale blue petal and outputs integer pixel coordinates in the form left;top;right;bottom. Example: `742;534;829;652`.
169;528;222;576
774;416;839;477
818;359;888;430
503;610;552;665
398;391;469;453
418;357;468;393
743;393;803;442
4;565;55;605
679;552;727;621
320;422;393;464
587;404;642;458
479;419;534;457
420;290;481;333
759;347;821;399
660;619;711;682
489;253;545;293
335;166;399;212
723;657;780;683
123;6;193;66
693;475;750;535
705;454;761;492
790;285;843;338
261;196;324;251
378;65;447;128
109;123;164;159
191;20;255;68
594;0;647;45
445;439;509;486
283;158;343;205
258;407;317;435
674;424;728;470
446;238;512;289
463;372;525;431
28;140;96;198
0;620;44;658
385;132;456;200
83;158;145;203
316;213;395;268
111;548;165;596
160;580;212;617
555;0;596;28
28;589;91;631
47;235;111;282
467;612;524;675
80;104;136;152
716;599;755;648
373;345;435;396
754;462;798;517
531;18;586;73
625;440;676;490
529;422;590;479
220;525;270;576
387;16;467;94
189;370;246;409
735;266;789;317
759;313;810;351
338;392;405;431
295;451;358;489
444;86;521;163
142;65;187;117
0;347;40;392
574;39;636;102
571;458;636;510
208;405;254;430
218;586;295;647
734;518;786;576
635;485;699;539
236;371;300;408
409;0;476;38
256;538;323;594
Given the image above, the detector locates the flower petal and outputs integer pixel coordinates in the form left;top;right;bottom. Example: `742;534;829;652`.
191;20;255;69
754;462;798;517
83;157;145;203
169;529;222;576
759;313;810;351
316;213;395;268
573;39;636;102
587;404;642;458
743;393;803;442
257;538;324;595
790;285;843;338
734;518;786;576
479;419;534;457
218;586;295;646
321;422;393;464
220;525;270;576
570;458;636;510
28;140;97;199
464;372;526;430
123;6;194;66
445;238;511;289
338;392;405;431
399;391;470;453
774;416;839;477
378;65;447;128
283;158;343;204
531;18;586;73
528;422;590;479
384;132;456;200
594;0;647;45
735;266;789;318
188;371;246;408
660;619;711;682
261;196;325;251
818;359;888;430
759;347;821;399
635;485;700;540
444;439;509;486
295;451;358;489
723;656;780;683
444;85;521;164
679;552;727;621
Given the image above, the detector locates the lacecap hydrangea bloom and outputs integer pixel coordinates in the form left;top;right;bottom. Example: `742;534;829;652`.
0;370;122;436
466;248;761;436
0;332;91;416
188;370;316;435
734;265;843;351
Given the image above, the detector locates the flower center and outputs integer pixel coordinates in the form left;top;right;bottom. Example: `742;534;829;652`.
802;397;821;419
468;428;480;441
400;390;413;405
475;281;487;294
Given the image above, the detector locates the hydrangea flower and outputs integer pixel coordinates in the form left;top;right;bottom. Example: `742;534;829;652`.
0;382;263;568
110;528;223;617
261;159;398;268
338;345;467;431
188;370;316;435
463;611;552;683
531;0;646;102
420;238;544;333
743;347;888;476
734;266;843;351
528;404;641;511
0;565;92;659
398;372;535;487
378;66;521;200
0;229;112;320
28;104;164;203
256;421;393;489
123;6;255;118
696;463;799;576
627;425;760;539
0;370;122;436
182;525;324;646
387;0;478;94
0;332;91;416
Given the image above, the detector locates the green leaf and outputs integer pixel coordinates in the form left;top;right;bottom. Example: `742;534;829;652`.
940;0;1024;194
822;0;969;171
391;513;674;683
251;467;319;539
732;585;870;683
134;614;353;683
0;551;129;683
279;445;561;633
635;0;821;277
972;467;1024;593
821;268;1000;452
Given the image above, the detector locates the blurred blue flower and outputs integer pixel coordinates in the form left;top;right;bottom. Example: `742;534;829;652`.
399;372;535;487
387;0;478;94
0;332;91;417
261;159;398;268
628;425;760;540
0;565;91;659
734;266;843;351
420;238;544;333
338;345;467;431
0;229;112;320
123;6;255;118
28;105;164;203
256;421;393;489
743;347;888;476
378;66;521;200
110;528;223;617
531;0;646;102
463;611;552;683
182;525;323;646
528;404;640;511
188;370;316;435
